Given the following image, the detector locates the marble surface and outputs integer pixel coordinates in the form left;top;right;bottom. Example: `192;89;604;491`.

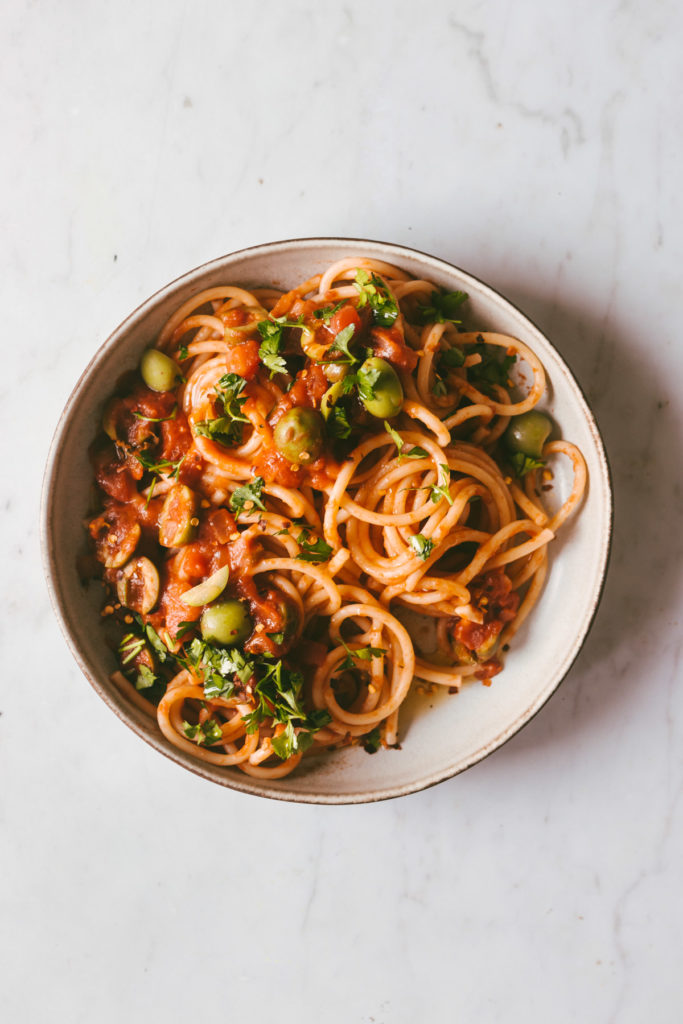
3;0;682;1020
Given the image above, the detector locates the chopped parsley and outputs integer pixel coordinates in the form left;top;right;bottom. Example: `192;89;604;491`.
327;323;356;363
187;638;254;697
132;405;177;423
416;289;468;325
132;614;173;664
339;641;386;672
296;531;333;563
182;718;224;746
468;336;517;389
135;450;186;480
355;361;381;403
194;373;249;447
229;477;266;515
409;533;435;560
313;300;346;322
430;464;454;506
242;658;332;760
256;315;306;377
135;664;158;691
362;726;382;754
326;403;352;439
432;345;466;398
178;344;189;360
384;421;428;461
509;452;545;477
354;269;399;327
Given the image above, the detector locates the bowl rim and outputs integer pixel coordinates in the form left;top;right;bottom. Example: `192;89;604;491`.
41;236;613;804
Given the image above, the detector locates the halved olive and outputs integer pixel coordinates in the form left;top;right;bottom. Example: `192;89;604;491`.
117;557;160;614
201;599;252;646
98;522;141;569
273;407;324;464
140;348;182;393
320;380;344;421
503;411;552;458
359;357;403;419
180;565;230;607
158;484;199;547
102;398;120;441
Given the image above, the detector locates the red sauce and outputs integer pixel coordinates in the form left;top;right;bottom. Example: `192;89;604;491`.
453;570;519;653
371;326;418;372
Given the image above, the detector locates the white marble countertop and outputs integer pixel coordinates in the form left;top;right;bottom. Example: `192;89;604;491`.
4;1;682;1020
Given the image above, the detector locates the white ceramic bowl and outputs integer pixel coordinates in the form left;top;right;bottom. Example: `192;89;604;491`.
42;238;612;803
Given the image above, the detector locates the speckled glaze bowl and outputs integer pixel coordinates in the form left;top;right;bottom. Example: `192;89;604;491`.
41;238;612;803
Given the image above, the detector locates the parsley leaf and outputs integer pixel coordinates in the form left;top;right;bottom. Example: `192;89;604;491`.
135;450;186;480
340;641;386;671
188;638;254;696
229;477;266;515
178;344;189;360
326;404;352;439
132;614;173;663
509;452;545;477
257;316;307;376
362;726;382;754
430;464;454;506
182;718;224;746
135;664;158;691
409;533;435;560
354;270;399;327
313;300;346;321
384;421;428;461
296;531;333;563
132;405;177;423
416;289;468;325
468;336;517;388
356;362;381;403
242;658;332;760
195;373;250;446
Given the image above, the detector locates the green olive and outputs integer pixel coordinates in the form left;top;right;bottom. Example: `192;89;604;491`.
201;599;252;646
359;357;403;419
140;348;182;393
158;484;199;547
117;556;160;614
503;411;552;458
273;407;324;464
320;380;344;421
180;564;230;607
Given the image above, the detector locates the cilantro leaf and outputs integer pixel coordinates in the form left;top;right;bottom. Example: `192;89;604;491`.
296;531;333;563
416;289;468;325
384;421;428;461
509;452;545;477
229;477;266;515
354;270;399;327
409;533;435;560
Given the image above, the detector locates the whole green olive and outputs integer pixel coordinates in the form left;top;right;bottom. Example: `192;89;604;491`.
358;357;403;419
200;599;253;646
503;411;552;458
273;407;324;464
140;348;182;393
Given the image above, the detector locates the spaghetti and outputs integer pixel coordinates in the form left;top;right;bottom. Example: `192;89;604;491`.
87;257;587;779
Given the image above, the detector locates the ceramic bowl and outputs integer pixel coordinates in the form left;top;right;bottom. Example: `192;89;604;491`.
42;238;612;803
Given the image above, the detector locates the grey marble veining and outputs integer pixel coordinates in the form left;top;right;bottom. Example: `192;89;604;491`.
2;1;682;1021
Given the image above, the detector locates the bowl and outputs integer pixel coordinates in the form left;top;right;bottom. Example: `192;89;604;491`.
41;238;612;803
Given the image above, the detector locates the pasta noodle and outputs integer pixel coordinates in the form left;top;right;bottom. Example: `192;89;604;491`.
87;257;586;778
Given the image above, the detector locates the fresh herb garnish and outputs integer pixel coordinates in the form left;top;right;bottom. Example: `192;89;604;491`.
509;452;545;477
229;477;266;515
339;641;386;671
384;422;429;461
362;726;382;754
431;345;466;398
178;344;189;360
132;405;178;423
430;464;454;505
242;658;331;760
188;638;254;697
174;620;197;641
135;664;158;691
256;316;307;377
326;404;352;439
119;633;145;666
132;614;173;663
313;300;346;322
267;631;285;645
468;336;516;388
416;289;468;325
195;373;249;446
354;269;399;327
182;718;224;746
296;531;333;563
355;361;381;403
135;451;186;480
409;533;435;560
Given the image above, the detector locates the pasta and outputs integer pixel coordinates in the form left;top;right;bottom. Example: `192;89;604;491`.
87;257;587;779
